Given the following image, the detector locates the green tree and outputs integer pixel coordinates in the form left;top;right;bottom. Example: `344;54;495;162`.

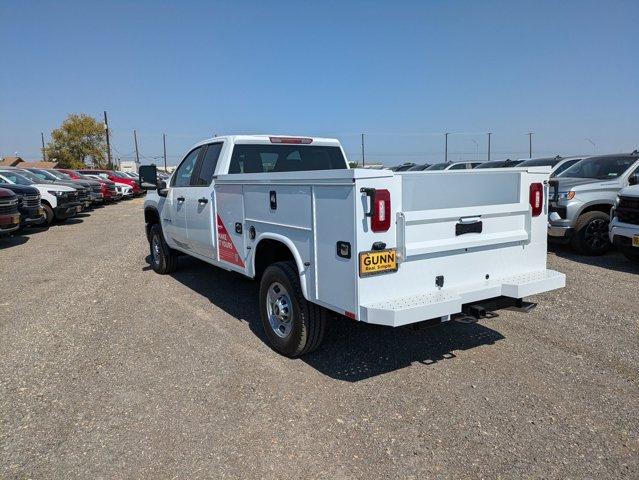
45;113;108;168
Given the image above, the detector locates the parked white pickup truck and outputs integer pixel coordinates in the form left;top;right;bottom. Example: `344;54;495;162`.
141;135;565;357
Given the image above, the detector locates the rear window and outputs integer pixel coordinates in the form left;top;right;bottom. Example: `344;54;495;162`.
228;145;346;174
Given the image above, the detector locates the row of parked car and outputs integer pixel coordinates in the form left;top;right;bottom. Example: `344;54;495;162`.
391;151;639;260
390;155;582;175
0;167;153;238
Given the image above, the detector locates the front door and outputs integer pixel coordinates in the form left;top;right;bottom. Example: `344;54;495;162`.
163;146;202;251
186;142;224;258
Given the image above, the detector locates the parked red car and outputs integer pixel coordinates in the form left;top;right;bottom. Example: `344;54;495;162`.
56;169;118;202
0;187;20;237
78;169;142;196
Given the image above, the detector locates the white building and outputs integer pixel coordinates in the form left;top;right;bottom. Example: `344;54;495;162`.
119;160;138;173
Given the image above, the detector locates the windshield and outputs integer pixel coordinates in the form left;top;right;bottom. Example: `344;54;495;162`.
407;164;430;171
559;156;636;179
51;170;72;180
12;169;45;183
112;171;130;178
29;169;59;181
518;158;562;167
0;171;35;185
475;160;523;169
425;163;450;171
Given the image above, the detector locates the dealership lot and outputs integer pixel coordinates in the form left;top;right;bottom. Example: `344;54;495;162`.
1;199;637;479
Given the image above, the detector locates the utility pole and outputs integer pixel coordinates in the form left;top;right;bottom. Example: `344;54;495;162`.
361;133;365;166
163;133;168;170
444;132;449;162
40;132;46;161
134;129;140;166
104;111;112;169
487;132;492;161
527;132;533;158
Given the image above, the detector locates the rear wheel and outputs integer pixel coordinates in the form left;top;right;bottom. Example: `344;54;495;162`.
149;224;178;274
571;211;611;255
259;261;326;357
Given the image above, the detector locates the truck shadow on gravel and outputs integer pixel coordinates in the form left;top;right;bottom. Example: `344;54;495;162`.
156;255;506;382
549;243;639;274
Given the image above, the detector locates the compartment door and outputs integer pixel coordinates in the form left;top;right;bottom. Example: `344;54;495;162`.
215;184;247;273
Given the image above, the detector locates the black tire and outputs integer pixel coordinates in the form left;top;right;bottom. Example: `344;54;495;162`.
259;261;326;357
149;224;178;274
571;211;611;255
42;204;54;225
622;248;639;262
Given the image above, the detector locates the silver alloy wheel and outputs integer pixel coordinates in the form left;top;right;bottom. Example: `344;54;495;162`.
266;282;293;338
151;234;161;266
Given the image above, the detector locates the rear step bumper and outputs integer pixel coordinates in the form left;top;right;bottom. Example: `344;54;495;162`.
361;269;565;327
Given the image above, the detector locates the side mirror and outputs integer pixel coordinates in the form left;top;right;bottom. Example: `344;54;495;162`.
157;179;168;197
139;165;158;190
629;173;639;186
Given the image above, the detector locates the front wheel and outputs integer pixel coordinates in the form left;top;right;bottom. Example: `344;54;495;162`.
259;261;326;357
149;224;179;274
571;211;611;256
42;204;54;225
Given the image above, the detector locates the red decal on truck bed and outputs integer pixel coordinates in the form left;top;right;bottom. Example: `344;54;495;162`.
217;215;245;267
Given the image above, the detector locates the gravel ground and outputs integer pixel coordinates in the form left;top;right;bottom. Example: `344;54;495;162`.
1;198;637;479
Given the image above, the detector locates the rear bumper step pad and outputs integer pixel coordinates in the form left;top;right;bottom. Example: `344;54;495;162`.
361;269;565;327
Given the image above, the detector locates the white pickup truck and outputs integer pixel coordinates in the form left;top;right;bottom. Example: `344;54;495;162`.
141;135;565;357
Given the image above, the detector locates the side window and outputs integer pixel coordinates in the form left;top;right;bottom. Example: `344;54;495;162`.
172;147;201;187
554;159;578;176
194;143;223;186
449;163;466;170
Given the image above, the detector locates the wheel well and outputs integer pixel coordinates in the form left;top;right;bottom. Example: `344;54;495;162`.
144;208;160;240
254;239;297;279
41;199;52;208
580;204;613;216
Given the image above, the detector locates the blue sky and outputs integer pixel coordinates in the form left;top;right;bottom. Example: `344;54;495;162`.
1;0;638;166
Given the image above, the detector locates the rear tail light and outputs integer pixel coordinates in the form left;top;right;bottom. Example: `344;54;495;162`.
529;183;543;217
371;189;391;232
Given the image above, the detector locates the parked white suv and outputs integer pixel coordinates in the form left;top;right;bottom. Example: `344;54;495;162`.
609;184;639;261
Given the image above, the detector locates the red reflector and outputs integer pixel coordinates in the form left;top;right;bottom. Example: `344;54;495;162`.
269;136;313;144
371;189;391;232
345;311;357;319
529;183;543;217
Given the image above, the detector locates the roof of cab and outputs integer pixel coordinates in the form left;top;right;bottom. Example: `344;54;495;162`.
192;135;341;148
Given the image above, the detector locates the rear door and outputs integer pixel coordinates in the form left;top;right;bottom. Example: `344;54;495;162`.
186;142;223;258
164;146;203;250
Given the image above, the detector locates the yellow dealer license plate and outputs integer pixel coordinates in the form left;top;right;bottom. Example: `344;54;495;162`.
359;249;398;277
633;235;639;248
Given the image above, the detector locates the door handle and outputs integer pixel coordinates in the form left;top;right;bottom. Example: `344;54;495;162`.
177;196;185;203
198;197;208;204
